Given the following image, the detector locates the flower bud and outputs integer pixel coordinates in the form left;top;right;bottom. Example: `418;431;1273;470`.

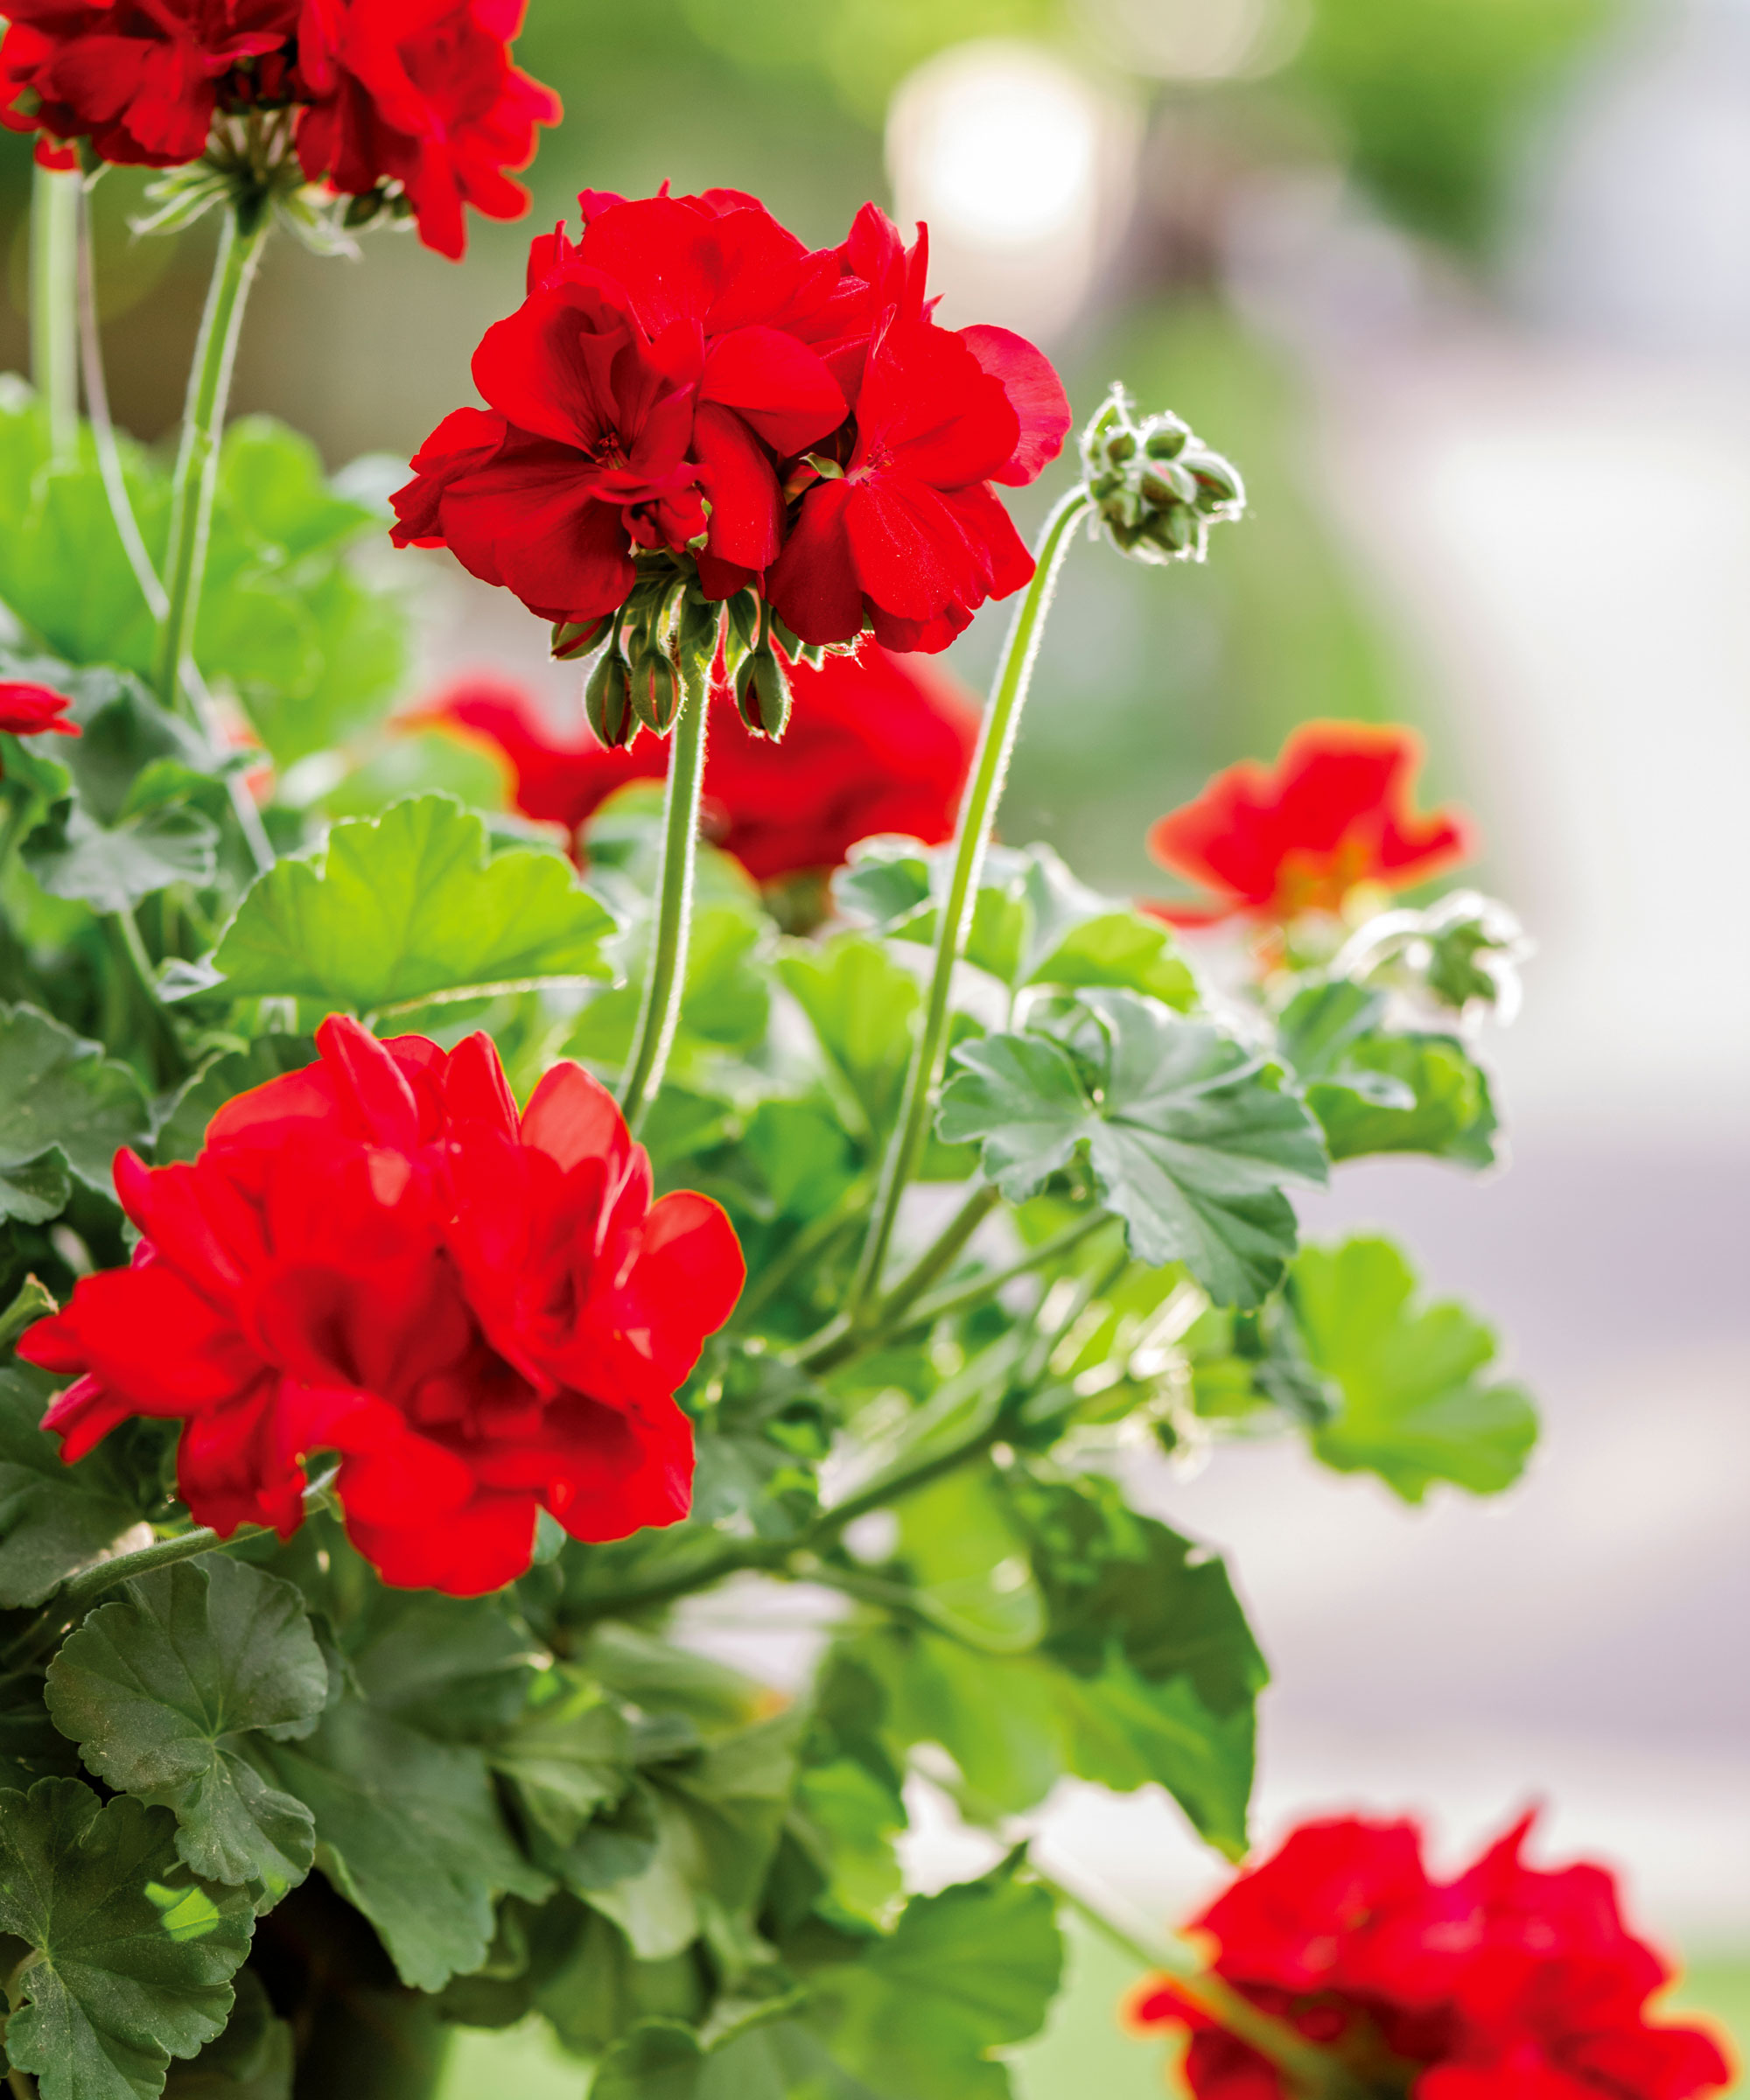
584;650;634;749
630;651;681;736
1080;385;1246;567
552;615;612;662
734;644;792;739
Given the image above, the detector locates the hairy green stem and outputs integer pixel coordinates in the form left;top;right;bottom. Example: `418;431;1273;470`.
31;162;79;465
617;684;708;1135
896;1210;1111;1337
798;1184;1002;1374
154;206;269;716
846;488;1091;1321
102;908;189;1087
1041;1877;1370;2100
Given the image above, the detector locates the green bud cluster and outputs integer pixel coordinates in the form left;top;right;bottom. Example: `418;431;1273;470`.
1080;385;1246;565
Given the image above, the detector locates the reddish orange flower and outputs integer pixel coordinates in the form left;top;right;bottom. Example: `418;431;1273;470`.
1145;722;1472;929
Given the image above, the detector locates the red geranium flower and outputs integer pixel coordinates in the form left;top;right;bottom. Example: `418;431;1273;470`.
412;642;979;885
0;680;80;747
294;0;560;259
392;186;1068;650
1145;722;1472;929
19;1016;744;1596
1129;1815;1732;2100
0;0;297;168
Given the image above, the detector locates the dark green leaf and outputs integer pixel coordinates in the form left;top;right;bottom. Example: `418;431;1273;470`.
0;1777;254;2100
161;1971;290;2099
941;989;1326;1306
24;801;219;916
1294;1236;1538;1502
0;1004;150;1213
46;1559;327;1894
0;1365;160;1611
489;1671;632;1849
211;795;615;1015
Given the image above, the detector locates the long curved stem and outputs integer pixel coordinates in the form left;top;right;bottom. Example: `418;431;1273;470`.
154;206;269;717
31;162;79;465
1040;1876;1371;2100
617;685;708;1135
846;487;1090;1321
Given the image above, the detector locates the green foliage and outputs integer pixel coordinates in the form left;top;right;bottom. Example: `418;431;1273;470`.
0;400;409;767
154;1039;315;1167
0;1777;255;2100
0;1004;149;1224
210;795;616;1017
941;988;1326;1306
0;1366;166;1610
161;1972;292;2100
46;1558;329;1894
1294;1236;1538;1501
1278;982;1499;1166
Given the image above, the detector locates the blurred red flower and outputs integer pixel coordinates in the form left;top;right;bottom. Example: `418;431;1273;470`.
20;1017;743;1596
295;0;560;260
1130;1815;1731;2100
0;681;80;746
1144;722;1472;929
413;643;978;884
392;185;1068;649
0;0;296;168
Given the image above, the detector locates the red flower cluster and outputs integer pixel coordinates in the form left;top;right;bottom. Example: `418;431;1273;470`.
390;186;1071;650
0;680;80;752
415;643;978;884
0;0;557;257
20;1017;743;1596
1145;723;1471;929
1131;1816;1732;2100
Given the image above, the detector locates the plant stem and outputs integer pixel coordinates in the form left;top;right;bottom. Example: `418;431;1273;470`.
154;206;269;718
102;908;189;1087
896;1210;1111;1335
31;161;79;465
845;488;1090;1323
617;682;708;1135
797;1184;1002;1374
1040;1876;1370;2100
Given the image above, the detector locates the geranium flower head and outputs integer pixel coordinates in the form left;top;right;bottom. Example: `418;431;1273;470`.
294;0;560;259
0;0;298;168
411;641;978;885
19;1017;745;1597
392;186;1069;658
1128;1813;1732;2100
1145;722;1473;930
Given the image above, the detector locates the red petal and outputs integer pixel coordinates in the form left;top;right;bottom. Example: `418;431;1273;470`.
957;324;1071;486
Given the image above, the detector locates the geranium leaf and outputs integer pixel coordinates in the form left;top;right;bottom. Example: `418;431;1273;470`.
0;1777;254;2100
805;1866;1062;2100
0;1004;150;1211
1293;1236;1538;1502
0;1366;164;1611
22;802;220;917
940;989;1326;1306
209;794;616;1016
46;1559;327;1895
161;1971;292;2099
777;934;919;1138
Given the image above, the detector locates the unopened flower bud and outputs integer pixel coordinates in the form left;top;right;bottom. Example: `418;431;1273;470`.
552;615;612;662
734;644;792;739
584;650;634;749
630;651;680;736
1080;385;1246;568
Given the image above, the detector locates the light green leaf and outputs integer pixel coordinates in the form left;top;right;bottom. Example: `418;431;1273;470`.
0;1366;163;1611
777;934;919;1138
0;1778;254;2100
1294;1236;1538;1502
808;1868;1062;2100
0;1004;150;1210
941;989;1326;1306
570;902;771;1073
210;794;616;1015
46;1559;327;1894
1031;911;1196;1007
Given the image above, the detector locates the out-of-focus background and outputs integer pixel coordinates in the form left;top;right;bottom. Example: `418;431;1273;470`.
9;0;1744;2086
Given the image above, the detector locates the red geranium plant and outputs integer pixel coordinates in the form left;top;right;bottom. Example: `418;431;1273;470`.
0;70;1702;2100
